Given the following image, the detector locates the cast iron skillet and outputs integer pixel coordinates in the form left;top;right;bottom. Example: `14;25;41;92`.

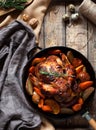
23;46;96;129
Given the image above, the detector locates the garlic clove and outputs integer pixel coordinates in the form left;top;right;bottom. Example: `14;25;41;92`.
68;4;76;13
70;12;79;21
62;14;70;22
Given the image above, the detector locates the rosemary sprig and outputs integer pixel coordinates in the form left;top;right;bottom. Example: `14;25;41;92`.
39;70;75;78
0;0;27;10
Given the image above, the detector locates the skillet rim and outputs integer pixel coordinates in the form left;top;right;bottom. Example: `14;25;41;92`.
23;46;96;120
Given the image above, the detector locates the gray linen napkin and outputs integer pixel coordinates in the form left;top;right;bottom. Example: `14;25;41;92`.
0;20;41;130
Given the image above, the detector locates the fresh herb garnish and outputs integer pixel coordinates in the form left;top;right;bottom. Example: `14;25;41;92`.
39;70;75;78
0;0;27;10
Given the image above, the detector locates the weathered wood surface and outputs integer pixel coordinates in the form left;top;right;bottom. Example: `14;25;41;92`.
39;0;96;129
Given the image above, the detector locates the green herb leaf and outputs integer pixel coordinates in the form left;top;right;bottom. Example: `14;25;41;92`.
0;0;27;10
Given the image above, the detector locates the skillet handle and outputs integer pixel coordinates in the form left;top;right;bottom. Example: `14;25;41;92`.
82;111;96;130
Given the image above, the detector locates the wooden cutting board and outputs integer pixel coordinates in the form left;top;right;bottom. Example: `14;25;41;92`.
0;0;33;16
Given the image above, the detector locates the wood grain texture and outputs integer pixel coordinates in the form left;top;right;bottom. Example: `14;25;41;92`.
39;0;96;129
88;22;96;73
43;1;66;48
39;23;45;48
65;3;88;57
87;21;96;127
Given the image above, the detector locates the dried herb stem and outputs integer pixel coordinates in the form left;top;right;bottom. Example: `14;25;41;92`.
39;70;75;78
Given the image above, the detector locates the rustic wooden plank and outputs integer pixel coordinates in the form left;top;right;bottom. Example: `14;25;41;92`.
87;22;96;122
39;23;45;48
62;3;89;129
88;22;96;74
65;3;88;57
43;1;66;48
40;1;96;130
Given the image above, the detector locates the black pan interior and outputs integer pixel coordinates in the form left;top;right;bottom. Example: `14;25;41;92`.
23;46;96;120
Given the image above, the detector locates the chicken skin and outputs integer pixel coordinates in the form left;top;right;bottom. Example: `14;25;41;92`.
34;55;76;102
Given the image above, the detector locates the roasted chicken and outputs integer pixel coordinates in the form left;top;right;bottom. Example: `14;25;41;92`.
31;54;78;102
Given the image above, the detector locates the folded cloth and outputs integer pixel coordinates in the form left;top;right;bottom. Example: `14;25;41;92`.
0;20;41;130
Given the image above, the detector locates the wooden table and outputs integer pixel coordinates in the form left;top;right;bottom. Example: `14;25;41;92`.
39;0;96;129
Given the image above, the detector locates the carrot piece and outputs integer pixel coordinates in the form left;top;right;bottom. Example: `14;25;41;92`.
75;64;84;74
34;87;45;99
29;66;35;73
48;49;61;55
32;57;46;65
79;81;93;90
78;98;84;105
45;99;60;114
38;99;44;108
72;98;84;111
72;103;82;111
42;105;52;112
